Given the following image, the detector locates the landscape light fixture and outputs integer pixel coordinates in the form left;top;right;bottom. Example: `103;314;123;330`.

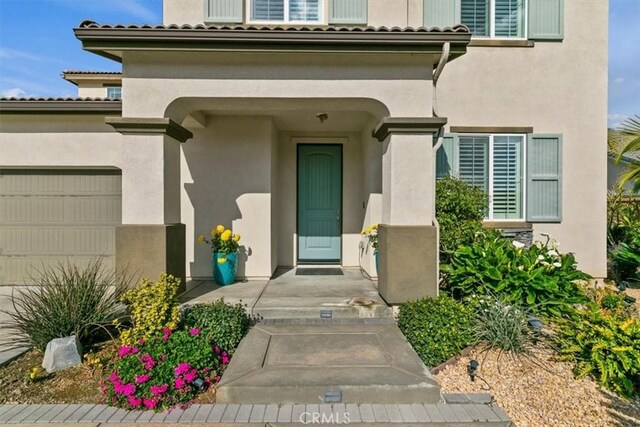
468;360;479;382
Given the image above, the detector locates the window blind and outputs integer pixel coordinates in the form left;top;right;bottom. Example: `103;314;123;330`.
252;0;285;21
459;136;489;192
493;136;523;219
461;0;489;36
290;0;320;21
495;0;525;38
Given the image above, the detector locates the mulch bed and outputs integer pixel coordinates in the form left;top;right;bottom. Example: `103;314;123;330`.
0;350;103;404
435;346;640;427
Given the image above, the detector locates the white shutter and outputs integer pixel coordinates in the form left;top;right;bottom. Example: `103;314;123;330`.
495;0;525;38
461;0;489;36
492;136;523;219
252;0;285;21
459;136;489;192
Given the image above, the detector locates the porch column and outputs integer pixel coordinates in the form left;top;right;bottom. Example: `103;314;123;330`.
106;118;193;290
373;117;447;304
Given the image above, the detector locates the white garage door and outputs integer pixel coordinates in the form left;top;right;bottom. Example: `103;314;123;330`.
0;170;122;286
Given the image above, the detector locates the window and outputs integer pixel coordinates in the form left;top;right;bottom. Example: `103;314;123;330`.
106;86;122;99
461;0;526;38
458;134;525;220
251;0;322;23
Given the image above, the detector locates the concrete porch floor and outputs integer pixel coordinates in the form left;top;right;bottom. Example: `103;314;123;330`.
180;267;392;319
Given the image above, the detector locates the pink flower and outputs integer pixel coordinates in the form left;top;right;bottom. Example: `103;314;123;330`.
128;396;142;407
160;354;167;361
150;384;168;396
136;374;150;384
140;354;155;370
114;382;125;394
222;355;230;365
214;375;221;383
143;398;158;409
202;367;210;373
108;372;120;383
122;383;136;396
118;346;132;358
174;377;185;389
130;347;140;355
138;338;146;345
213;345;221;355
174;362;190;376
184;369;198;383
189;328;201;336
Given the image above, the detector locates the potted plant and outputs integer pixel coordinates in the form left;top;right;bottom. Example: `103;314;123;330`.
361;224;379;272
198;225;241;286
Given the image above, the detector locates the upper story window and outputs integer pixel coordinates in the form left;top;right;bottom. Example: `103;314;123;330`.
461;0;526;39
106;86;122;99
250;0;322;23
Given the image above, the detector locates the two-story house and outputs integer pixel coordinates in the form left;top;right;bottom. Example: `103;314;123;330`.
0;0;607;302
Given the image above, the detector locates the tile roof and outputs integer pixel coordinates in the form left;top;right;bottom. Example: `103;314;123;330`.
77;21;470;34
62;70;122;75
0;97;118;102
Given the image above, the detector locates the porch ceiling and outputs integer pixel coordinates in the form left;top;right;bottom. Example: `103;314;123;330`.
74;22;471;63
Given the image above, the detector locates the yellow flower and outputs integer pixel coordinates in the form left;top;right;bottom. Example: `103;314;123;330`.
210;228;217;237
372;224;379;230
197;234;205;244
216;225;226;234
365;226;373;234
218;257;228;264
233;233;241;242
29;367;39;380
221;230;232;241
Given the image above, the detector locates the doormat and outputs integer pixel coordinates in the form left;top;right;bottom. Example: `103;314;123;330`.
296;268;344;276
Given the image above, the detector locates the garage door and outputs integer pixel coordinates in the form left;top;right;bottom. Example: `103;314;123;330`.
0;170;122;286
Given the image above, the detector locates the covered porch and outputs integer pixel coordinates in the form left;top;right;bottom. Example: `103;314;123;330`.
73;22;472;304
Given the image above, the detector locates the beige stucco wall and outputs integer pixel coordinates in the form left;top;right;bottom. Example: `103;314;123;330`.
77;84;109;99
0;115;122;168
436;0;608;277
181;116;277;279
122;51;432;119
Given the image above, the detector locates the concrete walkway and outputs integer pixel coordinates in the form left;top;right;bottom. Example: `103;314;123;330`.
180;268;392;319
0;401;513;425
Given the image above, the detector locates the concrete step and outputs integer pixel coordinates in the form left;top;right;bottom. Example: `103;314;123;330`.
253;302;394;319
217;321;441;405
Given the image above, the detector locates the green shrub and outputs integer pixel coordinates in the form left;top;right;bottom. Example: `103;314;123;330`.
119;274;181;345
556;308;640;398
181;299;254;354
104;329;227;411
398;296;474;367
442;235;590;319
610;228;640;286
471;295;536;354
436;177;489;262
2;259;128;351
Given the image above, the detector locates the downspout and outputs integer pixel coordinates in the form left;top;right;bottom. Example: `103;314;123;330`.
432;42;450;293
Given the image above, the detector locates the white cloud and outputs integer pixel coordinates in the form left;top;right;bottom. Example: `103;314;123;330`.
0;88;28;98
614;77;625;84
609;114;629;129
0;48;45;62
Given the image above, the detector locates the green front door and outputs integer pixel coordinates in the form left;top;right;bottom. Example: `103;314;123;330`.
297;145;342;262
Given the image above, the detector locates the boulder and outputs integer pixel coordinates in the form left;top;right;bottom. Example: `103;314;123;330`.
42;336;82;373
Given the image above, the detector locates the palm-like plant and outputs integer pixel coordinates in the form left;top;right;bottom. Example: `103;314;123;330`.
610;115;640;193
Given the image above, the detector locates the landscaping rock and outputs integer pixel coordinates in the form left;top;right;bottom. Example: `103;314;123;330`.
42;336;82;373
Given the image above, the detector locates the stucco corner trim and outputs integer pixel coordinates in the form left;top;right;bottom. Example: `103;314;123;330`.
105;117;193;143
373;117;448;142
450;126;534;134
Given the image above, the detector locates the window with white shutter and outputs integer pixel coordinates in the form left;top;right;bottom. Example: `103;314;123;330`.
250;0;322;23
460;0;526;38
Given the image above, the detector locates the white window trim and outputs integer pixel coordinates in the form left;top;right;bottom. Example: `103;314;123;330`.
467;0;528;40
247;0;326;25
459;133;527;221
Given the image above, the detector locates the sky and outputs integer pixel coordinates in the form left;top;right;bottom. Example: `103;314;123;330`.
0;0;638;128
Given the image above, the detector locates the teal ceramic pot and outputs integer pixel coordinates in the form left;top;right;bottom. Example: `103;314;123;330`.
374;250;379;274
212;252;238;286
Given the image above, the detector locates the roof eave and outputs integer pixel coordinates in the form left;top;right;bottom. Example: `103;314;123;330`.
0;100;123;114
73;26;471;62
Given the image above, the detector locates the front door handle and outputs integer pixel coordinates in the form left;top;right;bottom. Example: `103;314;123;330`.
336;210;341;231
